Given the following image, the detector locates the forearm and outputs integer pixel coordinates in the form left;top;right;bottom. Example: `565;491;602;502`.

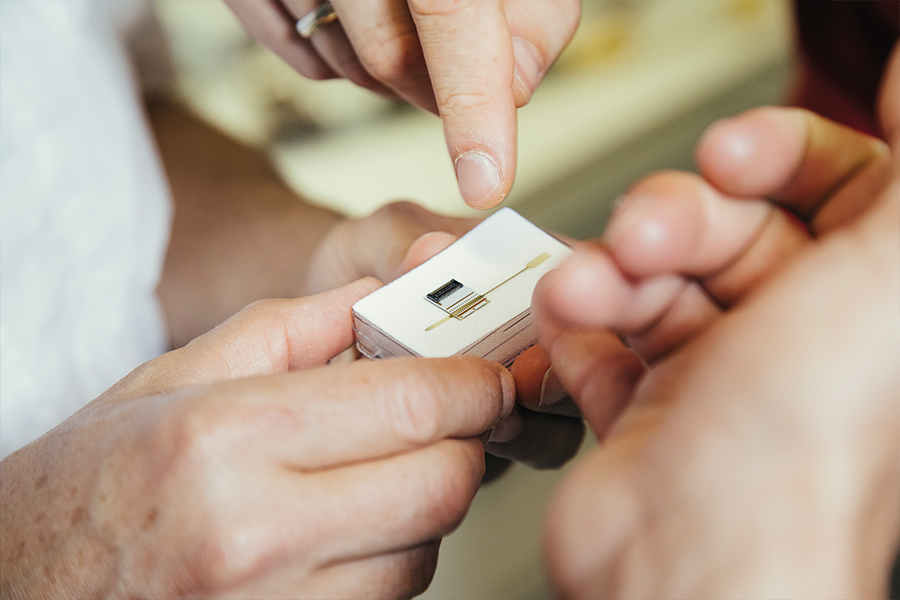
147;99;342;347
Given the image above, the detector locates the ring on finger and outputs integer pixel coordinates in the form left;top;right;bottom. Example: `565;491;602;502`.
296;1;338;38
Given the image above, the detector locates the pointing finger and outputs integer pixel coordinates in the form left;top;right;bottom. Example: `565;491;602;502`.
409;0;516;209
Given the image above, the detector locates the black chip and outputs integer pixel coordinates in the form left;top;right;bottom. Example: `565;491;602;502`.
427;279;463;303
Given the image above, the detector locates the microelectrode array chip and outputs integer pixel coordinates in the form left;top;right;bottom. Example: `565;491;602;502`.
352;209;572;367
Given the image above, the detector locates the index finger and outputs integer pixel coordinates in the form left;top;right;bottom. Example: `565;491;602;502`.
206;355;516;469
408;0;517;209
696;107;891;232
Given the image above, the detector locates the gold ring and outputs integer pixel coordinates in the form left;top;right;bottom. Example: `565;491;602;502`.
296;1;338;38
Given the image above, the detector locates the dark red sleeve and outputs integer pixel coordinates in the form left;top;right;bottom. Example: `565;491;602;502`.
791;0;899;136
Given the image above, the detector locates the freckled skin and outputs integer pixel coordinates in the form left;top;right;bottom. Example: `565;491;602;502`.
0;285;523;598
71;507;86;526
142;508;159;531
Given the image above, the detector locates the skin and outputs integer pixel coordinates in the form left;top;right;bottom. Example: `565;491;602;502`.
0;95;584;597
222;0;581;209
150;98;583;472
149;99;483;348
0;280;517;598
149;98;344;348
537;43;900;600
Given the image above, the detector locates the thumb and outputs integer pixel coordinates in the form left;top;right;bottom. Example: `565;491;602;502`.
186;277;383;376
394;231;459;277
115;279;382;398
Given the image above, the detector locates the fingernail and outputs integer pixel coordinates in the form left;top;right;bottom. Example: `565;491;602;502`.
539;366;567;407
456;151;502;209
512;36;544;105
538;367;582;417
498;366;516;414
482;409;523;445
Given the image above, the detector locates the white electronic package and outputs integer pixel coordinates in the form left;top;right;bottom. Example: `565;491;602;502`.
352;208;573;367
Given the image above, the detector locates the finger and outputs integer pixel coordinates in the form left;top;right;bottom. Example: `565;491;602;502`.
111;278;381;398
230;541;440;598
303;202;478;295
179;278;378;373
501;0;581;106
408;0;517;209
696;107;892;232
396;231;458;276
509;344;581;417
482;407;585;469
534;245;691;336
313;543;440;600
280;0;395;98
532;248;718;364
224;0;336;80
622;279;722;362
326;0;438;112
292;438;484;566
530;308;644;438
203;442;476;590
197;355;515;469
605;171;811;306
353;201;480;282
309;23;398;98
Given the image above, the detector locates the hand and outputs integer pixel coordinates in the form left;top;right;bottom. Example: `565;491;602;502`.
305;201;585;475
302;201;480;296
0;279;516;599
151;107;475;347
222;0;581;208
536;44;900;598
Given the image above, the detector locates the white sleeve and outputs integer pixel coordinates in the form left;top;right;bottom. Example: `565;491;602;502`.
0;0;173;458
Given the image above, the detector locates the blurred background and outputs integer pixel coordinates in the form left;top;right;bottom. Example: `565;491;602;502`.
153;1;795;597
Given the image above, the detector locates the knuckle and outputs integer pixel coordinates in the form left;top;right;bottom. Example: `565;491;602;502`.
113;351;208;398
238;298;289;323
119;414;274;595
384;368;447;446
179;520;267;594
235;299;293;349
151;395;235;473
457;355;506;411
407;0;463;19
435;88;494;120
